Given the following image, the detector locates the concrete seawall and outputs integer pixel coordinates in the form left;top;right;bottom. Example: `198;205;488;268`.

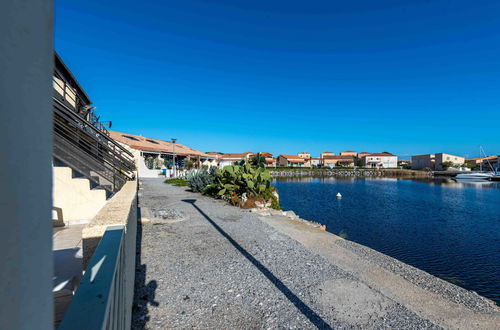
270;168;430;177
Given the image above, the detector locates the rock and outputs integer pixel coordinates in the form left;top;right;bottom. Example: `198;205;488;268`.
283;210;298;219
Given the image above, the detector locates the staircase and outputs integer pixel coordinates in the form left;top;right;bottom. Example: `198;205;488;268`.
52;165;108;225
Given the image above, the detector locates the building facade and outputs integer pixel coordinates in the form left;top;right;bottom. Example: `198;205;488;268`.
339;150;357;156
411;154;436;170
278;154;308;167
364;153;398;168
322;155;355;168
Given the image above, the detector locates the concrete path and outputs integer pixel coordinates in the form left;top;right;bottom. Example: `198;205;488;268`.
53;224;84;327
133;178;499;329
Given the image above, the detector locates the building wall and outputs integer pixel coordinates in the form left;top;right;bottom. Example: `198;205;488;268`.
411;154;435;170
365;156;398;168
277;156;288;167
297;152;310;159
0;1;54;328
435;153;465;171
340;151;357;156
320;152;335;158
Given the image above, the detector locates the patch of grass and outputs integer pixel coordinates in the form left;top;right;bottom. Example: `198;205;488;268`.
164;178;188;186
338;230;348;239
153;222;165;226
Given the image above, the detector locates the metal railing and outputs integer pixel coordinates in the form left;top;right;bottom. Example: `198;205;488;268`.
58;225;131;330
53;98;135;193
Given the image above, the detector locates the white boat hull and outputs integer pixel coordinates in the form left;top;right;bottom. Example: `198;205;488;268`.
455;172;494;180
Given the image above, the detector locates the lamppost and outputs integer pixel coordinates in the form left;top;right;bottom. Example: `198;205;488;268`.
171;138;177;177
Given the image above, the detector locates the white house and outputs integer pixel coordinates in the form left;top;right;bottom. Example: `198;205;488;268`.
364;153;398;168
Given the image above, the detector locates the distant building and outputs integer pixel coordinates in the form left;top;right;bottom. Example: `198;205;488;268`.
411;154;435;170
482;156;499;170
109;131;217;175
364;153;398;168
339;150;357;157
465;156;497;166
398;160;411;167
278;154;308;167
219;152;254;166
320;152;335;159
357;152;371;159
310;157;321;167
322;155;355;168
297;152;311;159
411;153;464;170
435;153;465;170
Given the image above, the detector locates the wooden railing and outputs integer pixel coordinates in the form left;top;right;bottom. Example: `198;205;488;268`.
58;225;134;330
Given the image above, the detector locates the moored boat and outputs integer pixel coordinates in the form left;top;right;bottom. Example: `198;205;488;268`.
455;172;494;180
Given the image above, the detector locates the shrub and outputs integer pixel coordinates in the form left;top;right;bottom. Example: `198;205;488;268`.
186;167;216;193
206;161;273;198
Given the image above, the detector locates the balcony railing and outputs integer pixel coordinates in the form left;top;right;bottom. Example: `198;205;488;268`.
58;225;133;330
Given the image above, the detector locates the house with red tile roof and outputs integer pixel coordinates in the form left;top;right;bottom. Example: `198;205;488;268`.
218;152;254;166
322;155;355;168
278;154;309;167
109;130;216;177
339;150;357;157
363;152;398;168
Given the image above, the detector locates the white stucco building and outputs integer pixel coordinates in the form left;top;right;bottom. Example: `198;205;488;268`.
364;153;398;168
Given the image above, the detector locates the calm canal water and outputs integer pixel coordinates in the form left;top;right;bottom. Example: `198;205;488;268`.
274;177;500;304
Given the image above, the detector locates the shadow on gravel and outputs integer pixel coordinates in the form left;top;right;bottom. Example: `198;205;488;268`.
132;206;159;329
182;199;333;330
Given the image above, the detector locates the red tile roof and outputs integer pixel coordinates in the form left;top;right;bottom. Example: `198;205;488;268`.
366;153;396;157
109;130;212;158
220;152;254;160
322;155;354;160
280;155;306;163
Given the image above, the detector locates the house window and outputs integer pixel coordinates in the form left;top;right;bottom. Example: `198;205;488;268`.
146;139;159;144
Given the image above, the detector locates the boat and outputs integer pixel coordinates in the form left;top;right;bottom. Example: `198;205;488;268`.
454;146;498;181
455;172;495;180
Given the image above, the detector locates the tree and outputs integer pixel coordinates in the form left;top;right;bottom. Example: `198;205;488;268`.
251;153;267;168
464;160;478;170
441;161;455;170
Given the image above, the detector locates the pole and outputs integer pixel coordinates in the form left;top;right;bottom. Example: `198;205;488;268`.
172;138;177;177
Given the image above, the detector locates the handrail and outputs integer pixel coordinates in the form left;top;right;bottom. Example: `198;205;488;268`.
58;225;128;330
53;98;135;193
53;98;133;158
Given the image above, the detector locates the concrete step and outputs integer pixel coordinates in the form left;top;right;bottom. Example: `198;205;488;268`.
53;166;108;222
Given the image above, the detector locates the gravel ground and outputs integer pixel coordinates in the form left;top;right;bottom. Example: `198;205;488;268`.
132;178;446;329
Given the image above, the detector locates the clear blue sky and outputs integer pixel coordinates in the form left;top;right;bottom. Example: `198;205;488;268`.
55;0;500;159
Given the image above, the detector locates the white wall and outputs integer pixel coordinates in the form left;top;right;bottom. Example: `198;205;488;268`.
0;1;54;329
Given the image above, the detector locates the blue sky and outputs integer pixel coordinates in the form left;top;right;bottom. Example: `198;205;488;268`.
55;0;500;159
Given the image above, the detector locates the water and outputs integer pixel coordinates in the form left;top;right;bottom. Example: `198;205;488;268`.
274;177;500;304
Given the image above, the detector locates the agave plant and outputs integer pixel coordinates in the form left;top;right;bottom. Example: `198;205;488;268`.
186;167;216;193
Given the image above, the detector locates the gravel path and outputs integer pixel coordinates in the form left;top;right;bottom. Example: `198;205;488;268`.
133;178;498;329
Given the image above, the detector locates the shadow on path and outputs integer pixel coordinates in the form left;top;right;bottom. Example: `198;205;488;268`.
132;206;159;329
182;199;332;330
